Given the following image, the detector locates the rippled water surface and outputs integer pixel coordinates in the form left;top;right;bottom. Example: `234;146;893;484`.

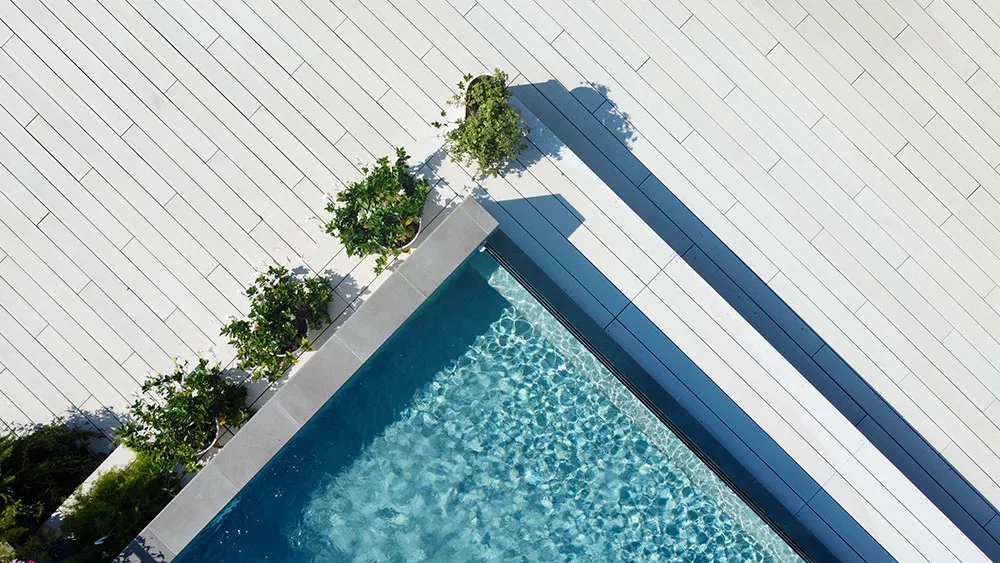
177;254;801;562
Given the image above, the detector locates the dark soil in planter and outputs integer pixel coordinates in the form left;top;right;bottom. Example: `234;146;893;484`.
378;221;421;258
398;220;420;248
465;74;492;118
281;314;310;354
190;418;218;453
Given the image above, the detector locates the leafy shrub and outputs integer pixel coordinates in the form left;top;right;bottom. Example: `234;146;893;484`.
117;359;250;472
325;147;430;274
0;424;100;547
433;68;529;178
9;527;63;563
221;265;332;382
58;455;179;563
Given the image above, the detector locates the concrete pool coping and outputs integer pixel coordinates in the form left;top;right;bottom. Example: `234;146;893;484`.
117;196;497;562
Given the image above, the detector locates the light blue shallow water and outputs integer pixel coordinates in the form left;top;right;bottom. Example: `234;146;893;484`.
177;253;800;562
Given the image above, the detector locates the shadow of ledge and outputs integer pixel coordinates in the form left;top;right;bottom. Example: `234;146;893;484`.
508;77;1000;559
115;530;174;563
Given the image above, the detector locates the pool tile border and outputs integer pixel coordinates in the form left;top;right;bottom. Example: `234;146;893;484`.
118;197;497;561
272;336;363;426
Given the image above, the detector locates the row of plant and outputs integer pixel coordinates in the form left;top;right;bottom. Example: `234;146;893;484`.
0;266;331;560
0;137;421;559
1;66;528;562
212;66;529;440
326;68;529;274
121;261;344;469
122;65;531;484
0;267;336;561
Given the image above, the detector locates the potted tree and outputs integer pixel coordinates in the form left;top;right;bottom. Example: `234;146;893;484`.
221;265;333;383
325;147;430;274
117;359;251;472
433;68;529;178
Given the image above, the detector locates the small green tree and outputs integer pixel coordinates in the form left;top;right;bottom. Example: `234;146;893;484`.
325;148;430;274
0;424;100;548
434;68;529;178
58;455;179;563
221;265;332;382
117;359;250;471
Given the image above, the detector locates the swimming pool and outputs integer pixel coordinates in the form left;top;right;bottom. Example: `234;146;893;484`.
176;250;801;562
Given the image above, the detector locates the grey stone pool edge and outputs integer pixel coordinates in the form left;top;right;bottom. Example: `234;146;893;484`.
116;196;498;562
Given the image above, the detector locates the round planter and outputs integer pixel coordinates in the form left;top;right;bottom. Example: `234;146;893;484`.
293;315;310;345
194;420;222;457
271;315;311;358
398;220;421;251
379;220;422;255
465;74;491;119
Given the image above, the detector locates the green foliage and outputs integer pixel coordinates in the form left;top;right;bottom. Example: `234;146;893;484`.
10;528;61;563
58;455;179;563
0;424;100;547
433;69;529;178
117;359;250;472
325;148;430;274
221;265;332;382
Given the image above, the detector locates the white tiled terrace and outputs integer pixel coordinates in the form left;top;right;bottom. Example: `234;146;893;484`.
2;0;1000;560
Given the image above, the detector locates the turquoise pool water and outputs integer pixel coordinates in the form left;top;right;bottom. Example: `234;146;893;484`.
176;252;800;562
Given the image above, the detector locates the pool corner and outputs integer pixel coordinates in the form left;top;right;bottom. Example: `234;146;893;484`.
116;196;497;562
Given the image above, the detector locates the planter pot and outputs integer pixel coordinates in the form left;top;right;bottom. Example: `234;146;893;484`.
294;315;310;344
277;315;310;356
465;74;491;119
379;220;422;255
398;220;421;251
194;420;222;457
